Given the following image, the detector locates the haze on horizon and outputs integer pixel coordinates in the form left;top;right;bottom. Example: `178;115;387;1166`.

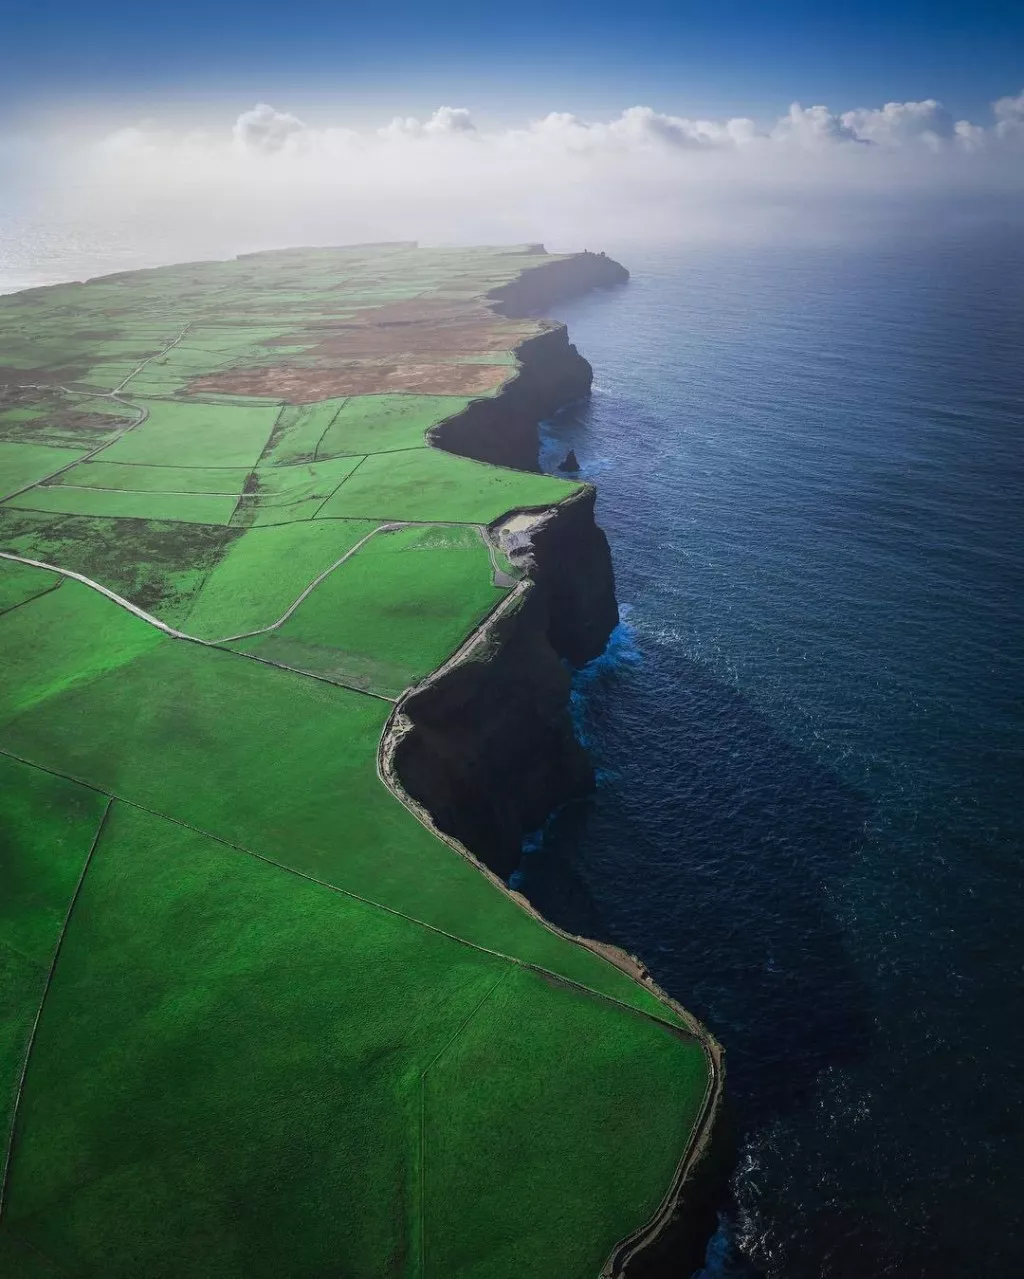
2;0;1023;287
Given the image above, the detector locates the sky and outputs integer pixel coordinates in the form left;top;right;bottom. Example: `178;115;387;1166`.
3;0;1022;122
1;1;1022;285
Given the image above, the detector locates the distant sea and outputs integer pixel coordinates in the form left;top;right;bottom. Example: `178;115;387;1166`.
4;225;1021;1277
528;236;1024;1277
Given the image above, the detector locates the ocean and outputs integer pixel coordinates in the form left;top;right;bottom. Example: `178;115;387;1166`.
529;236;1024;1278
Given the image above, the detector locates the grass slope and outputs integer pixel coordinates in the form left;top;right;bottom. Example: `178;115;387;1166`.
183;519;380;641
2;803;696;1276
317;448;577;523
318;394;473;458
0;602;674;1017
100;400;279;468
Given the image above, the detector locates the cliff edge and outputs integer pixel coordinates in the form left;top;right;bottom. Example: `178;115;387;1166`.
428;251;629;473
403;253;625;875
389;251;726;1277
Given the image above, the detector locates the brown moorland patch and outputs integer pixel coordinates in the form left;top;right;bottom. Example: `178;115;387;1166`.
271;323;526;361
187;361;510;403
0;365;88;386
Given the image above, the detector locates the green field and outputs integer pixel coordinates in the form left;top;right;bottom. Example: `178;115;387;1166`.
100;400;280;467
0;442;86;501
51;460;253;494
183;518;380;640
0;245;714;1276
316;394;475;458
317;447;574;523
232;525;505;695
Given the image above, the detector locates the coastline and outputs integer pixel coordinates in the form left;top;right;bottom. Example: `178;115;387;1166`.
395;253;727;1275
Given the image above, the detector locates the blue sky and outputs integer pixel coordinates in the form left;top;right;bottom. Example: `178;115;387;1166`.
3;0;1022;123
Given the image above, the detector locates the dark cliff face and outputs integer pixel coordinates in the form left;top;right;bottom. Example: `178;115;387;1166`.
428;324;592;473
394;585;592;879
394;485;620;878
395;254;624;878
526;486;619;667
488;250;630;318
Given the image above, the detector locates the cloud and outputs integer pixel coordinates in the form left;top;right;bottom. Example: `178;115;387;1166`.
771;103;862;147
381;105;476;138
214;92;1024;160
233;103;306;153
994;90;1024;140
218;94;1016;160
523;106;759;152
12;88;1022;272
839;99;957;149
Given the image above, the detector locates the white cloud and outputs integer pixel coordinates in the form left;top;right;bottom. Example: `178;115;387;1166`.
217;93;1024;160
11;88;1021;270
771;103;862;147
994;90;1024;140
840;99;958;149
381;105;476;138
233;103;306;153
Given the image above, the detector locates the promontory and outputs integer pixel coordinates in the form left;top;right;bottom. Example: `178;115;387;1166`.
0;243;722;1276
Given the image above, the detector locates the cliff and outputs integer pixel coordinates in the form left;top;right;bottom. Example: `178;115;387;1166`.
392;487;615;879
390;251;725;1277
488;249;630;317
428;323;593;472
402;256;624;875
428;251;629;473
393;578;587;879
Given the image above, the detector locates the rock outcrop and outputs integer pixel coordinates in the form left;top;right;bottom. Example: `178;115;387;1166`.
392;486;618;878
488;249;630;317
428;323;593;472
428;251;628;472
393;579;589;880
398;253;625;875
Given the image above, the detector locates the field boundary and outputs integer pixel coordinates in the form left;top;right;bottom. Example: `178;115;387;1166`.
1;324;190;505
0;746;704;1038
0;797;113;1224
418;968;511;1275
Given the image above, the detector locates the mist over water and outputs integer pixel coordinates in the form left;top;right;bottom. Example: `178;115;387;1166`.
527;235;1024;1277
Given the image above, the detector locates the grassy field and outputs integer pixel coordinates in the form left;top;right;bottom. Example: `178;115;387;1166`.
317;394;474;457
0;245;712;1277
0;755;108;1154
317;447;575;523
183;519;380;640
52;461;253;494
0;511;239;627
232;524;505;695
100;400;280;468
0;559;58;614
0;442;86;501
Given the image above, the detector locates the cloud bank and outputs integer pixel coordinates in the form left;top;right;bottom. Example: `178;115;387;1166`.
11;90;1024;278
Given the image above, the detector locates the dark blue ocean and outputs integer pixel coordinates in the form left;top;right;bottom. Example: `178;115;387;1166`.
526;236;1024;1278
